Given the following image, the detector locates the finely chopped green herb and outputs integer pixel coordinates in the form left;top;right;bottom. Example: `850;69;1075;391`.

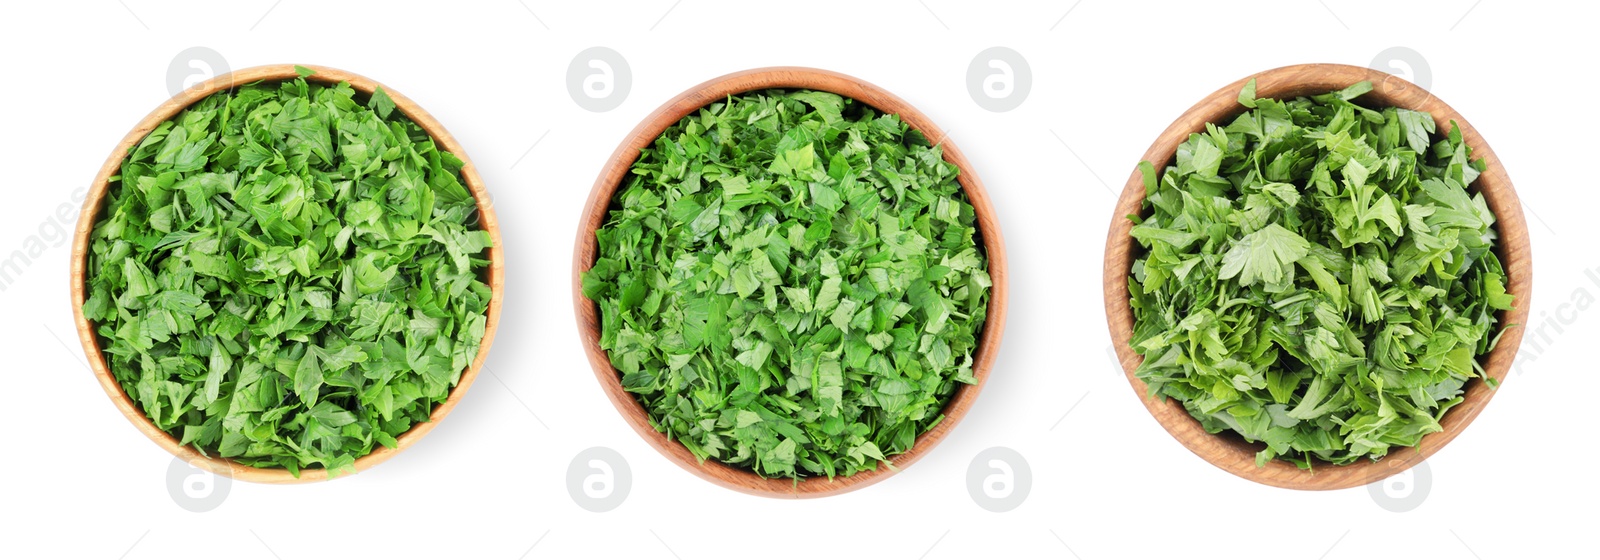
82;69;493;476
583;90;991;479
1128;80;1514;468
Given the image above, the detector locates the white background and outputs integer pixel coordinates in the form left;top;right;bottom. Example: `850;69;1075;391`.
2;1;1593;558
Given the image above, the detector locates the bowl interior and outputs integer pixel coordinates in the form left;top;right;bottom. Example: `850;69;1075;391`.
572;67;1009;498
70;64;504;483
1103;63;1531;490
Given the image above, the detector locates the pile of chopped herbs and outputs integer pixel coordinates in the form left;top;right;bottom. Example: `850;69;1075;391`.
582;90;991;479
82;67;493;476
1127;80;1514;468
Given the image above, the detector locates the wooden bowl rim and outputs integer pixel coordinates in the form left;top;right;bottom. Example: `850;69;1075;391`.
69;64;505;484
1102;63;1532;490
571;66;1010;498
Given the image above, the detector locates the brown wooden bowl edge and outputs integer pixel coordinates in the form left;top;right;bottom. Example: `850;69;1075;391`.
69;64;505;484
1102;63;1532;490
571;66;1009;498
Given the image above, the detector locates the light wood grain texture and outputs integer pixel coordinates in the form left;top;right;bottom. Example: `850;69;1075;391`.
573;67;1009;498
70;65;504;483
1103;63;1532;490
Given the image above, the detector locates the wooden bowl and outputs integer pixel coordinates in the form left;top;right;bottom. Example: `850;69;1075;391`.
1103;63;1532;490
573;67;1009;498
70;64;504;483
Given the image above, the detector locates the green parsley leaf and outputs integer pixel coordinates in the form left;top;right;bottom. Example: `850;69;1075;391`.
1237;78;1258;109
1218;222;1310;286
368;86;396;120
